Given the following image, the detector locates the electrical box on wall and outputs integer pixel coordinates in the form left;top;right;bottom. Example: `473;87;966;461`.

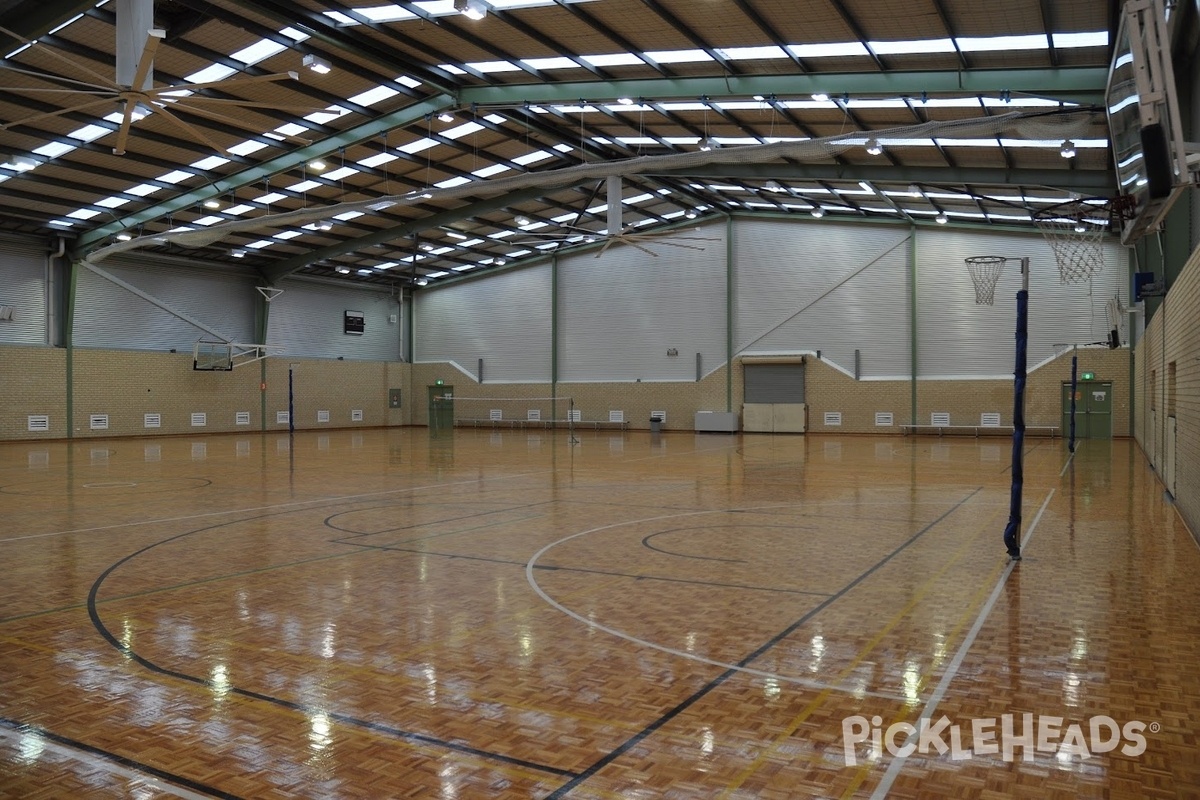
389;389;402;408
344;310;365;335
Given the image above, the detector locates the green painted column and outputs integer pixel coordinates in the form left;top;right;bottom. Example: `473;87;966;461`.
726;215;734;413
909;226;918;426
65;260;78;440
551;254;559;422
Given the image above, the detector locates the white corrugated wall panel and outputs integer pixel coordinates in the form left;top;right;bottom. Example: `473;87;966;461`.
558;222;727;382
916;229;1126;378
416;263;550;381
736;220;911;377
0;239;47;345
268;280;401;360
74;257;256;349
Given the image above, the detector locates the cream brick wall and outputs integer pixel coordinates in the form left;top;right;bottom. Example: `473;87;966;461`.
1134;243;1200;535
0;346;413;441
0;345;66;440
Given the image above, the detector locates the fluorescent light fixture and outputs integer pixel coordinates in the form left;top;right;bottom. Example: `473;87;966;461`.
514;215;531;226
336;266;351;274
303;54;331;74
454;0;488;19
437;112;454;122
935;211;949;224
685;210;697;219
420;243;434;251
811;207;825;218
416;277;428;286
495;258;506;265
763;180;784;192
700;137;718;151
308;159;327;171
1074;221;1087;233
231;248;245;257
1060;139;1076;158
116;233;133;241
203;198;221;209
865;138;883;155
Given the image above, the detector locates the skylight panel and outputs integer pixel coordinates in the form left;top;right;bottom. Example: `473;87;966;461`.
247;240;274;249
428;247;454;255
399;138;437;154
254;192;287;204
191;155;230;170
473;164;510;178
453;264;478;271
513;150;554;166
552;213;579;223
507;249;533;257
185;64;238;84
869;38;956;55
289;180;323;192
95;197;131;209
582;53;643;67
457;239;484;247
438;64;468;75
334;211;365;221
273;230;304;240
323;10;357;25
956;34;1048;52
656;102;710;112
68;124;111;143
847;99;910;109
232;39;287;65
126;184;159;197
1052;31;1108;48
225;204;255;216
523;57;579;70
624;193;654;204
357;152;399;168
67;208;102;220
465;61;522;73
643;49;712;64
280;27;309;42
375;262;399;269
323;166;359;181
613;137;658;145
305;107;351;125
349;85;400;107
228;140;269;157
358;5;417;21
33;142;75;158
788;42;870;58
426;271;449;278
192;216;223;226
396;75;422;88
716;45;788;60
156;170;192;184
435;176;472;189
489;231;517;239
553;143;573;153
443;121;485;140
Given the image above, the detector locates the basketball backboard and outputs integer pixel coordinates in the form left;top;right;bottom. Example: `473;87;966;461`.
1105;0;1191;244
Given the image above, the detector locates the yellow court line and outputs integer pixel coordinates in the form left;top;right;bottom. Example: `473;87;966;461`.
717;500;1003;798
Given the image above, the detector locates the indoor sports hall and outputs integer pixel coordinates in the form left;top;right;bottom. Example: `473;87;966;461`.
1;0;1198;797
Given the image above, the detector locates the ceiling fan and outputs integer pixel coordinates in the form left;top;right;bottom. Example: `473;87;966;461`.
0;0;310;155
510;175;717;258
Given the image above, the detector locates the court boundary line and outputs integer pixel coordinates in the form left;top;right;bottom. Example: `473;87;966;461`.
0;717;241;800
1059;440;1082;476
866;488;1055;799
533;489;982;798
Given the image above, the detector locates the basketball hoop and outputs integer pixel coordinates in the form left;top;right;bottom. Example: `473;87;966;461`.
1031;199;1108;284
965;256;1006;305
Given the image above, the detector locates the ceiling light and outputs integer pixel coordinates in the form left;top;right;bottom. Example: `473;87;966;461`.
10;156;37;172
303;54;332;74
935;211;949;224
865;138;883;156
618;96;634;105
416;277;428;286
495;258;506;265
700;137;719;151
420;243;434;251
203;198;221;210
438;112;454;123
336;266;351;274
514;215;531;226
811;207;825;218
316;219;333;231
584;235;596;243
116;233;132;241
454;0;488;19
685;210;697;219
1074;221;1087;233
763;180;784;193
1060;139;1076;158
309;159;327;171
812;92;829;102
231;248;245;258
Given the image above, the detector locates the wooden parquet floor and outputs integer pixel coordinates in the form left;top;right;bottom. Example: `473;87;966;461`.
1;429;1197;798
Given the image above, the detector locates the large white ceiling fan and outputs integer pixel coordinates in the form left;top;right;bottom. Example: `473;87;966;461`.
512;175;717;258
0;0;308;155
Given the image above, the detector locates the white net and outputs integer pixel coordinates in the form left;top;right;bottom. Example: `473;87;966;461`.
1032;199;1108;284
965;256;1006;305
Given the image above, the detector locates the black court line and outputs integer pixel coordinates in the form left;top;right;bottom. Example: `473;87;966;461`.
338;540;833;597
0;716;242;799
323;500;553;537
85;512;579;782
327;512;546;547
542;487;983;799
641;528;751;563
1000;440;1049;473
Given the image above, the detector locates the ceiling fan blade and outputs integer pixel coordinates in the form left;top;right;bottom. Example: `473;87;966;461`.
128;29;164;93
0;97;115;130
147;101;229;156
0;64;117;92
111;100;136;155
171;71;300;94
0;23;120;90
606;175;622;236
593;236;620;258
159;96;326;113
622;238;661;257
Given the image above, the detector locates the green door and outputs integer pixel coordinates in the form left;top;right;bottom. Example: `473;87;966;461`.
427;385;454;433
1061;381;1112;439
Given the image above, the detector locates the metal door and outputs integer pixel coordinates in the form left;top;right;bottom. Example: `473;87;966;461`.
427;385;454;433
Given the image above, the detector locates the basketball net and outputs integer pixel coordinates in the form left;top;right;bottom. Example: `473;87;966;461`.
965;256;1006;305
1032;199;1108;284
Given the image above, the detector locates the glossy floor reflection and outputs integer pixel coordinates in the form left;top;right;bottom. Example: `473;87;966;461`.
0;429;1196;798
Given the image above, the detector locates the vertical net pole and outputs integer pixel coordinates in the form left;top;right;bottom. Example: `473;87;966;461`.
1003;258;1029;561
1069;352;1078;453
288;365;295;434
569;398;576;442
